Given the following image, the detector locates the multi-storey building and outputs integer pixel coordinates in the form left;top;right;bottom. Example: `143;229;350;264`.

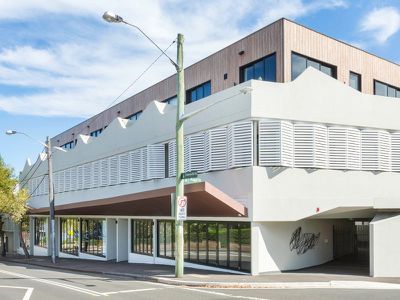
18;18;400;277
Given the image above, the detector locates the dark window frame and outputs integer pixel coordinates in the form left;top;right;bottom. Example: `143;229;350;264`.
239;52;277;83
34;217;47;248
80;218;106;257
186;81;211;104
373;79;400;98
90;129;103;137
127;111;143;121
60;217;79;256
349;71;362;91
291;51;337;80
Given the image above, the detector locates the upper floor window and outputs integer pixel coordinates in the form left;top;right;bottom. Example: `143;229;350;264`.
164;96;177;105
240;53;276;83
374;80;400;98
187;81;211;103
127;111;143;121
349;72;361;91
90;129;102;137
62;139;76;150
291;52;336;80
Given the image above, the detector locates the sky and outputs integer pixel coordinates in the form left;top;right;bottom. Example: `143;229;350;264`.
0;0;399;174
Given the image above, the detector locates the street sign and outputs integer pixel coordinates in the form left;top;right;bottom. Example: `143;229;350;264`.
181;171;198;179
184;177;202;184
176;196;187;221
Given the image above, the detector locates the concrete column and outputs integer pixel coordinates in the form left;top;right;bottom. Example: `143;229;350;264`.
116;218;128;262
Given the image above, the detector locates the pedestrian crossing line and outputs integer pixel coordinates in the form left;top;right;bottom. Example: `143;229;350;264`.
101;288;160;295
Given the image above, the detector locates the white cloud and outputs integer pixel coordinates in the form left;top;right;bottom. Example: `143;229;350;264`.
0;0;347;118
360;6;400;44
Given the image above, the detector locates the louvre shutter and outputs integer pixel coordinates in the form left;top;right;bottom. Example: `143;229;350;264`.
184;137;190;173
361;130;391;171
188;133;205;172
204;126;228;172
44;175;49;194
109;156;119;185
92;161;100;188
59;171;65;193
392;132;400;172
227;121;253;168
130;150;141;182
259;120;293;167
146;144;165;180
70;167;76;191
100;159;109;186
347;128;361;170
77;165;84;190
141;148;148;180
53;172;59;193
168;140;176;177
83;163;92;189
294;123;327;168
64;169;71;192
119;153;129;184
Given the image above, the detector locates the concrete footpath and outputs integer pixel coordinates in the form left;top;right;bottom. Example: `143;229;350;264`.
2;255;400;290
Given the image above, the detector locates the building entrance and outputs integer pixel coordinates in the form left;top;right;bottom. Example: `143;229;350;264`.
333;220;370;263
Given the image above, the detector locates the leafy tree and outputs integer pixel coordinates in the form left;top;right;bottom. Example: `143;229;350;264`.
0;156;29;257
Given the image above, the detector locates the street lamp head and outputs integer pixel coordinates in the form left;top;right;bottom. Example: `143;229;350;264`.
5;130;17;135
102;11;123;23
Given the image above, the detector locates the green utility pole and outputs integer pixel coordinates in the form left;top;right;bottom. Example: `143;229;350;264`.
175;33;185;278
46;136;56;264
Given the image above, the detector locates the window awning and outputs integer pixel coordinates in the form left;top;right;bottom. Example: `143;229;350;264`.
29;182;247;218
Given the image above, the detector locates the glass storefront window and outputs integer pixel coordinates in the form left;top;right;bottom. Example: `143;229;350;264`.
131;219;153;256
34;217;47;248
80;218;106;257
158;220;175;258
60;218;79;256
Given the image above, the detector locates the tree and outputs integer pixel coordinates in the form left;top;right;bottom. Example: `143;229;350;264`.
0;156;29;257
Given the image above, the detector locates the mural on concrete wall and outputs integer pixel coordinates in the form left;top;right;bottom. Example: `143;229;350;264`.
289;226;320;255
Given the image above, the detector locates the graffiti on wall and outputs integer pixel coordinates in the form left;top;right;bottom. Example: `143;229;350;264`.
289;226;320;255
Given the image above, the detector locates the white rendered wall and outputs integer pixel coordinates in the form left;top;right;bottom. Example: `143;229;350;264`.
251;220;336;274
107;218;117;260
116;219;129;262
370;213;400;277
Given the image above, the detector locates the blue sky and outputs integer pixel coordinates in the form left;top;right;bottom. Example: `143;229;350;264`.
0;0;399;174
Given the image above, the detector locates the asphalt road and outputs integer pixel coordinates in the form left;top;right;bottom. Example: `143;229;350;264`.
0;262;400;300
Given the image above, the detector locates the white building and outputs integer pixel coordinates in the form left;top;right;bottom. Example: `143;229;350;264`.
19;68;400;277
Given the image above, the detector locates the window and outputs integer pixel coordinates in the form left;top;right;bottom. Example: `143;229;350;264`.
158;220;251;272
187;81;211;103
291;52;336;80
34;217;47;248
60;218;79;256
374;80;400;98
241;53;276;83
131;220;153;256
349;72;361;91
62;139;77;150
127;111;142;121
158;220;175;258
90;129;102;137
164;96;177;105
80;218;106;257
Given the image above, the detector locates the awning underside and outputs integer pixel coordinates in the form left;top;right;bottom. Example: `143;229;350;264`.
30;182;247;218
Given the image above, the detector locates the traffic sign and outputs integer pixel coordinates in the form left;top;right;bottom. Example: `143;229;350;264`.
177;196;187;220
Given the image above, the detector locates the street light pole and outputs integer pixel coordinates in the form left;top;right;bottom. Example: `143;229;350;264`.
46;136;56;264
175;33;185;278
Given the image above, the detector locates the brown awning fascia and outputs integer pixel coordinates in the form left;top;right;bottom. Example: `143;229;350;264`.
29;181;248;217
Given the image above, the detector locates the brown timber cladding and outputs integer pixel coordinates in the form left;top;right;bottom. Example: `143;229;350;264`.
53;18;400;147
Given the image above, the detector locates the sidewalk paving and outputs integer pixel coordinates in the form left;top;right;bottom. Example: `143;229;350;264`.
1;255;400;289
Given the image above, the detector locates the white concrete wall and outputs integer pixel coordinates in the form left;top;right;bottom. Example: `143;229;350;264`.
251;220;335;274
107;218;117;260
370;213;400;277
116;219;128;262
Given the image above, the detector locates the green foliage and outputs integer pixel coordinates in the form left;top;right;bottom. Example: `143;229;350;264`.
0;156;29;223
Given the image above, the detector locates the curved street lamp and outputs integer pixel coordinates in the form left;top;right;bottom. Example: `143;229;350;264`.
6;130;66;264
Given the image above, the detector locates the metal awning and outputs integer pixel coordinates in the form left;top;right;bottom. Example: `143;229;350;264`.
30;182;247;218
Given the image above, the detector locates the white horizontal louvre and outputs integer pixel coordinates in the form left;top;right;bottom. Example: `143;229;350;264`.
59;171;65;193
188;133;205;172
119;153;129;184
146;144;165;180
76;165;84;190
44;175;49;194
83;163;92;189
294;123;327;168
204;126;228;172
70;167;76;191
92;161;100;188
184;137;190;173
392;132;400;172
361;130;391;171
227;121;253;168
140;148;148;180
100;159;109;186
130;150;142;182
109;156;119;185
347;128;361;170
328;127;361;170
259;120;293;167
168;141;176;177
53;172;59;193
30;178;36;196
64;169;71;192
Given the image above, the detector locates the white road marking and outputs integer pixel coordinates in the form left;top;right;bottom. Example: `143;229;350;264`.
0;286;34;300
101;288;159;295
183;287;270;300
0;269;102;297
